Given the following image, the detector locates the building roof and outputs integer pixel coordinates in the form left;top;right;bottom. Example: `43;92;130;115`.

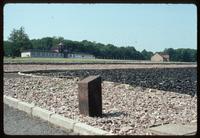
152;53;169;61
156;52;169;59
21;50;94;56
21;50;61;54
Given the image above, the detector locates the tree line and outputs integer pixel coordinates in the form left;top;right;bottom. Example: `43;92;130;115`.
3;27;197;62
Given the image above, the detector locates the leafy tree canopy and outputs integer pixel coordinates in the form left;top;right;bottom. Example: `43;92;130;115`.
6;27;32;57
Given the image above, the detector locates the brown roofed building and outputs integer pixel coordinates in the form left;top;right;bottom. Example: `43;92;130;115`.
151;53;170;62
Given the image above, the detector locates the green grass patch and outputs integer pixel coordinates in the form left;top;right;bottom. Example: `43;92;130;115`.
3;57;137;63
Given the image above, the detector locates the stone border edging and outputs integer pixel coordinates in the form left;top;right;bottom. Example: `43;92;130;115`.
3;95;113;135
18;72;39;77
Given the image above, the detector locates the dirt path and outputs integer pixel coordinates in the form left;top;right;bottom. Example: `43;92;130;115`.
4;63;196;72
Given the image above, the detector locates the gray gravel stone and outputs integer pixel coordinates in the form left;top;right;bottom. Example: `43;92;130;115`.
31;67;197;96
3;73;197;135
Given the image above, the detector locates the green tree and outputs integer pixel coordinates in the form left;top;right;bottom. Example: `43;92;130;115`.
52;36;64;47
3;41;13;57
164;48;176;61
163;48;196;62
31;37;53;51
8;27;32;56
141;49;153;60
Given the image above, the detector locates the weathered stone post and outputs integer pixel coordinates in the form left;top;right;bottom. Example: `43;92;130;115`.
78;76;102;117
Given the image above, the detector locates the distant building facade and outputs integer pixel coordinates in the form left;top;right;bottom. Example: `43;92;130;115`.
21;51;95;59
21;51;64;58
21;42;95;59
151;53;169;62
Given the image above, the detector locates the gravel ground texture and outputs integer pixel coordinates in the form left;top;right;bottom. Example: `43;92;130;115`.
4;74;197;135
4;64;196;72
31;67;197;96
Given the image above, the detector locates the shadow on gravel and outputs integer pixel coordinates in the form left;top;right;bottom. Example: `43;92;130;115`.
102;112;128;118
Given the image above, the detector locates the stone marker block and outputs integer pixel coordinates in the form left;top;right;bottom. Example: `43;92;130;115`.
148;123;197;135
78;76;102;117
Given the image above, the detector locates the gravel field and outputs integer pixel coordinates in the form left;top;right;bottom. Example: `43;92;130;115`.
4;64;196;72
4;74;197;135
32;67;197;96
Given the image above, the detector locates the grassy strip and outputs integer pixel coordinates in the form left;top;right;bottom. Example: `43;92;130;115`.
4;57;95;63
3;57;144;63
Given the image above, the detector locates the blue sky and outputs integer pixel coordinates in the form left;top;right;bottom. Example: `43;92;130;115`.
4;4;197;52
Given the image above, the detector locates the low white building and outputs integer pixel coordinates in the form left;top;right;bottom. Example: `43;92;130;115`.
21;51;64;58
21;51;95;59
